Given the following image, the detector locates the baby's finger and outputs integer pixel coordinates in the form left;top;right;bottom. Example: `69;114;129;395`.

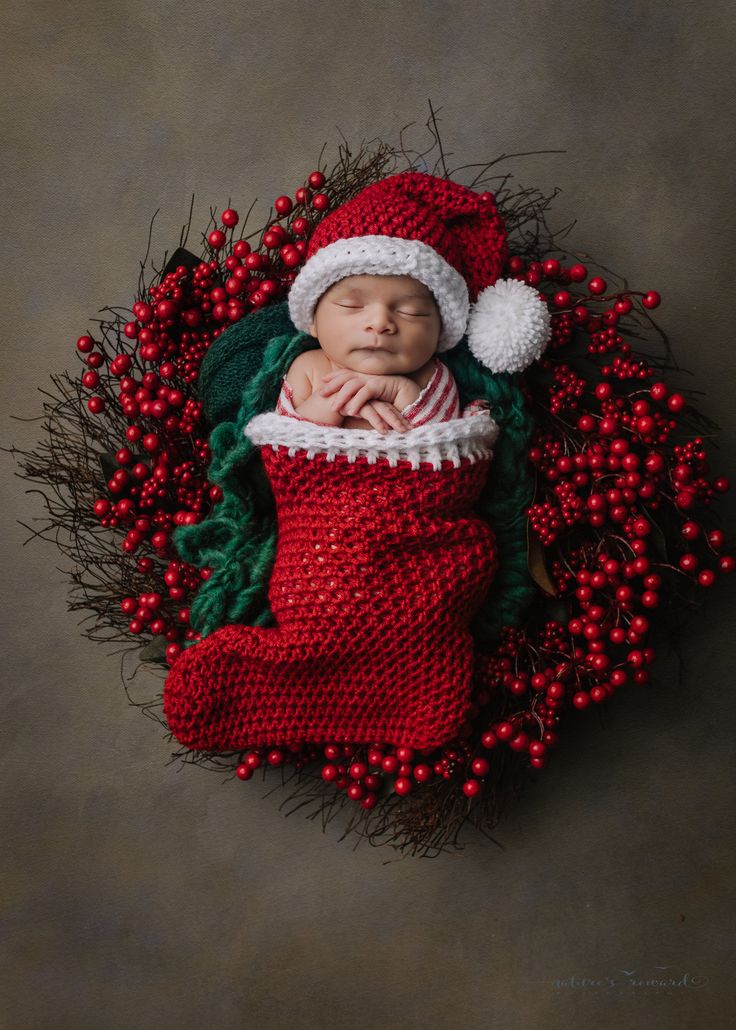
364;407;390;434
318;371;349;394
319;368;354;387
330;381;363;410
344;386;373;415
373;401;411;433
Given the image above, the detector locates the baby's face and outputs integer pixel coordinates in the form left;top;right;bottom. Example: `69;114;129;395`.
307;274;441;376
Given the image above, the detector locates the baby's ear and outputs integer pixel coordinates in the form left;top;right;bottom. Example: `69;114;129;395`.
308;320;317;338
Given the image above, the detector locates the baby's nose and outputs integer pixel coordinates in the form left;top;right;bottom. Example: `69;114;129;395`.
364;305;394;330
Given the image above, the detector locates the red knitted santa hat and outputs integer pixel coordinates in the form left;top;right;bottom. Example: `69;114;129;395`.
287;170;551;373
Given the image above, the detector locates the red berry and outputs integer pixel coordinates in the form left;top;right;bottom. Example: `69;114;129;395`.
675;491;695;511
588;277;607;295
471;757;490;777
155;299;178;320
133;302;153;323
221;208;239;227
681;521;701;540
642;290;661;309
165;643;182;665
381;754;400;774
280;244;301;268
572;691;591;709
321;762;338;782
509;732;530;752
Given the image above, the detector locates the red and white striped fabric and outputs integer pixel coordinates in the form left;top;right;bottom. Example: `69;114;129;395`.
275;358;470;427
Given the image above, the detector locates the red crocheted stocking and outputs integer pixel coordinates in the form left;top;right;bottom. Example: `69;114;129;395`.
164;410;499;751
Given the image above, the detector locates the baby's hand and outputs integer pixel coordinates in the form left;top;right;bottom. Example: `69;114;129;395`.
318;369;408;415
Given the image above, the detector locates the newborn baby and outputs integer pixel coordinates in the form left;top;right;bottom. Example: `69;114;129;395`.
276;273;463;434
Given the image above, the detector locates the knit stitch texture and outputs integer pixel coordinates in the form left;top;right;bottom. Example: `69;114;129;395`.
173;302;537;652
164;413;498;750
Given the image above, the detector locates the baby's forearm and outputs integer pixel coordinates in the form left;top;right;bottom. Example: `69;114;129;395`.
293;390;345;426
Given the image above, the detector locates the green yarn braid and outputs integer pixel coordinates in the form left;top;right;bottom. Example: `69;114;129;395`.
173;303;537;650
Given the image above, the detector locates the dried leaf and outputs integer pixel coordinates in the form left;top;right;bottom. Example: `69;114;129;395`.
527;531;557;596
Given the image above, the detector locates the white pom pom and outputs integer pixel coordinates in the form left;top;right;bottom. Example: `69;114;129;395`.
466;278;552;373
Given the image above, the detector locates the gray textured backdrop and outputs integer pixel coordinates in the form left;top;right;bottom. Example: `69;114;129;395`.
2;2;735;1028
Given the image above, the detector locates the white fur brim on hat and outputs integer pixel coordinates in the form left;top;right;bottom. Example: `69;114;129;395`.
466;278;552;373
287;235;469;351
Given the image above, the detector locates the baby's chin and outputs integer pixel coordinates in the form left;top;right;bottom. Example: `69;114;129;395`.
349;350;403;373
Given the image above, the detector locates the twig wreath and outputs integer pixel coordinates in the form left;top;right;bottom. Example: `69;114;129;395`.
9;110;733;859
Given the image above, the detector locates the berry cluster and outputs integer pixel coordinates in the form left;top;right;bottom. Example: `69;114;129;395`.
81;172;330;663
464;257;734;781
